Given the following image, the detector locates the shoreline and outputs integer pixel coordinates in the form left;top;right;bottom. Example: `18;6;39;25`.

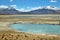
0;22;60;36
7;22;60;36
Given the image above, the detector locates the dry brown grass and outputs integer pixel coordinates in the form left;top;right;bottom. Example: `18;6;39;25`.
0;31;60;40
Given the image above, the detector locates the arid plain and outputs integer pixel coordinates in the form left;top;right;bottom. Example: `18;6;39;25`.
0;14;60;40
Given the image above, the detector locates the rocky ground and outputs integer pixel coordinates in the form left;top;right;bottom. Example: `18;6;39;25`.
0;31;60;40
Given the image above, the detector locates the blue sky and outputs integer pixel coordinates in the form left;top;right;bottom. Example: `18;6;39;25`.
0;0;60;11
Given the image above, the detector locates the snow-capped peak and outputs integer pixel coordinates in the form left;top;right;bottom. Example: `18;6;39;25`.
0;5;15;10
45;6;55;9
7;7;15;10
44;6;59;10
0;5;8;9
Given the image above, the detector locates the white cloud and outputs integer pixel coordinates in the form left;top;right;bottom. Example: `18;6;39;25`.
16;8;29;12
11;5;16;8
18;8;25;11
0;5;8;8
10;0;13;2
31;7;42;10
16;7;43;12
50;0;57;2
0;5;59;12
44;6;59;10
0;5;17;9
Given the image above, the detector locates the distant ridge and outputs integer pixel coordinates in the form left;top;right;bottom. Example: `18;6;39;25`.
29;6;60;14
0;6;60;15
0;7;21;14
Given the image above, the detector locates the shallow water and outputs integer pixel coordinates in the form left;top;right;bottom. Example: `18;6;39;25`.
10;23;60;35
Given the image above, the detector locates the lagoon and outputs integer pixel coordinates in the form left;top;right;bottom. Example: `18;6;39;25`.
10;23;60;35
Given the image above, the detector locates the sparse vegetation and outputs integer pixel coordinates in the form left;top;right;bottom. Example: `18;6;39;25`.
0;31;60;40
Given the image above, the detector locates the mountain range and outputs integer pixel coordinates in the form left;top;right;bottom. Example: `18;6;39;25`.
0;6;60;15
